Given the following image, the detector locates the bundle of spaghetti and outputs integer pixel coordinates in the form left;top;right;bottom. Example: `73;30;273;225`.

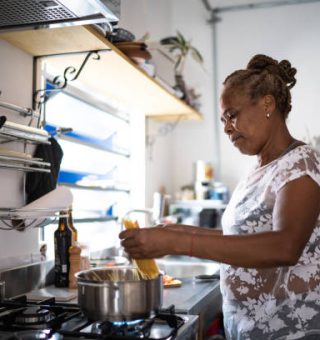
86;268;141;282
122;218;160;280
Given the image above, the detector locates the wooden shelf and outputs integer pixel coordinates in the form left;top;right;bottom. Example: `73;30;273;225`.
0;26;202;121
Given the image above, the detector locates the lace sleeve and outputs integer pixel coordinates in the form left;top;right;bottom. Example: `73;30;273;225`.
272;146;320;193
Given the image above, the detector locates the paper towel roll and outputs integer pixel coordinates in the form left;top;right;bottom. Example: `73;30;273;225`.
15;186;73;218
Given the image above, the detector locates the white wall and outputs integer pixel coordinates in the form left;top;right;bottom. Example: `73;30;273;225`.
121;0;216;206
120;0;173;41
215;1;320;190
0;40;39;268
120;0;176;206
170;0;216;193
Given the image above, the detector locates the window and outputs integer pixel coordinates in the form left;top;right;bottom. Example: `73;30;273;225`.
42;84;136;259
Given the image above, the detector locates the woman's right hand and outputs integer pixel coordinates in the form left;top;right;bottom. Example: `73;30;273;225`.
119;226;177;259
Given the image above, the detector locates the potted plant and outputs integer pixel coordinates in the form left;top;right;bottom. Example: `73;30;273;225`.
160;31;203;103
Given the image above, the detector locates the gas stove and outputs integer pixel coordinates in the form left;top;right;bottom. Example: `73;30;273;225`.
0;296;198;339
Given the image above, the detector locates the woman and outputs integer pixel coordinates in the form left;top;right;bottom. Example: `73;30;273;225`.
119;54;320;339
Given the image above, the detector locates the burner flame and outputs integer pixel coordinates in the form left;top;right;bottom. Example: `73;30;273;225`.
112;319;144;327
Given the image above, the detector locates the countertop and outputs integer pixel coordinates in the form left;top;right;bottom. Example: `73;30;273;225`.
163;277;221;315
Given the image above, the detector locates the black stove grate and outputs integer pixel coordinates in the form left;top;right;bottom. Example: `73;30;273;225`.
0;296;82;332
59;306;185;339
0;298;185;340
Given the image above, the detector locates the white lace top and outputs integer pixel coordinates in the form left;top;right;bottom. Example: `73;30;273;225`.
221;144;320;340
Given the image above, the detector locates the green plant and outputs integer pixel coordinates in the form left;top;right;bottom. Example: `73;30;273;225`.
160;31;203;76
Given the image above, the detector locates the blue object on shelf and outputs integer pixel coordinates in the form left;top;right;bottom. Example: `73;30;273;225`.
208;182;230;204
58;169;115;185
45;123;129;156
106;205;114;217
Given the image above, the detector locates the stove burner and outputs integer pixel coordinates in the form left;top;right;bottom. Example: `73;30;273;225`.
0;298;191;339
8;330;62;339
14;307;54;325
92;318;154;337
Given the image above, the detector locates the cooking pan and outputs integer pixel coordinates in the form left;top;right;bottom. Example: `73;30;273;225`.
76;266;163;321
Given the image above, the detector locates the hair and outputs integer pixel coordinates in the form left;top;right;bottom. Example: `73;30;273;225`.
223;54;297;119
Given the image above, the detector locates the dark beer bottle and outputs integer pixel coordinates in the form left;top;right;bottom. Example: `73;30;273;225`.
68;208;78;245
54;210;72;287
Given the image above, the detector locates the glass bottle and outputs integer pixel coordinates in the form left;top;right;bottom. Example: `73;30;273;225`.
68;208;78;245
54;210;72;287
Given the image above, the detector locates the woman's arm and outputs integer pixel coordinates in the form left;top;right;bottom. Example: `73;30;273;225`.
120;175;320;268
162;223;223;235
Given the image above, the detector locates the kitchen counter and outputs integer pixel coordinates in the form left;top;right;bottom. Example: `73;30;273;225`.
163;277;221;315
163;278;222;338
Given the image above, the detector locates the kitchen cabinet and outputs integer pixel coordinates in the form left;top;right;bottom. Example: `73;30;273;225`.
0;25;202;121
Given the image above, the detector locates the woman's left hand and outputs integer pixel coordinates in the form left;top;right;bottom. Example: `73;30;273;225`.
119;226;173;259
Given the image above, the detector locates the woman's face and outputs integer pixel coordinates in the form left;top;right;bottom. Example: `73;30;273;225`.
220;86;271;155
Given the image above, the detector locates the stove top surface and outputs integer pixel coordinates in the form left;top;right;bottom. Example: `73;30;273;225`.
0;296;197;339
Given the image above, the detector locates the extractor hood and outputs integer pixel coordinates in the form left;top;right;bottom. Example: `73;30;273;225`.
0;0;119;32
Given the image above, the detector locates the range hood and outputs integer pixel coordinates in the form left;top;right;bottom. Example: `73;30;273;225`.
0;0;119;32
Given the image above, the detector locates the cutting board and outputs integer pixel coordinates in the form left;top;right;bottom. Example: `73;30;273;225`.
26;286;77;302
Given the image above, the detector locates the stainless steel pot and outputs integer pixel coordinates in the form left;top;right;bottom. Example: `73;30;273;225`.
89;256;129;268
75;266;163;321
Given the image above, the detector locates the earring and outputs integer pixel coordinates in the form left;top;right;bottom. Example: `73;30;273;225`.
266;112;271;119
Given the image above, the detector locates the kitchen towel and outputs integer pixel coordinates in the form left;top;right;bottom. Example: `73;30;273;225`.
26;137;63;204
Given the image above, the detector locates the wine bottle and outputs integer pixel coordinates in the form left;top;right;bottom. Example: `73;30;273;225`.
68;207;78;245
54;210;72;287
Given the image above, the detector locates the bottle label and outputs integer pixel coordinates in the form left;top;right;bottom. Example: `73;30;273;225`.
62;264;67;273
54;215;72;287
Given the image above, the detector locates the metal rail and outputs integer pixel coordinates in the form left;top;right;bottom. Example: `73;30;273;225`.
0;100;40;118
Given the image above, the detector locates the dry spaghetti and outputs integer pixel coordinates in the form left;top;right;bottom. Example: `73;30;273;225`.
122;218;160;280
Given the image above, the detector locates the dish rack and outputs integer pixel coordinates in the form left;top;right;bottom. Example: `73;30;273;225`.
0;120;50;144
0;100;51;173
0;208;67;231
0;154;50;173
0;100;61;230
